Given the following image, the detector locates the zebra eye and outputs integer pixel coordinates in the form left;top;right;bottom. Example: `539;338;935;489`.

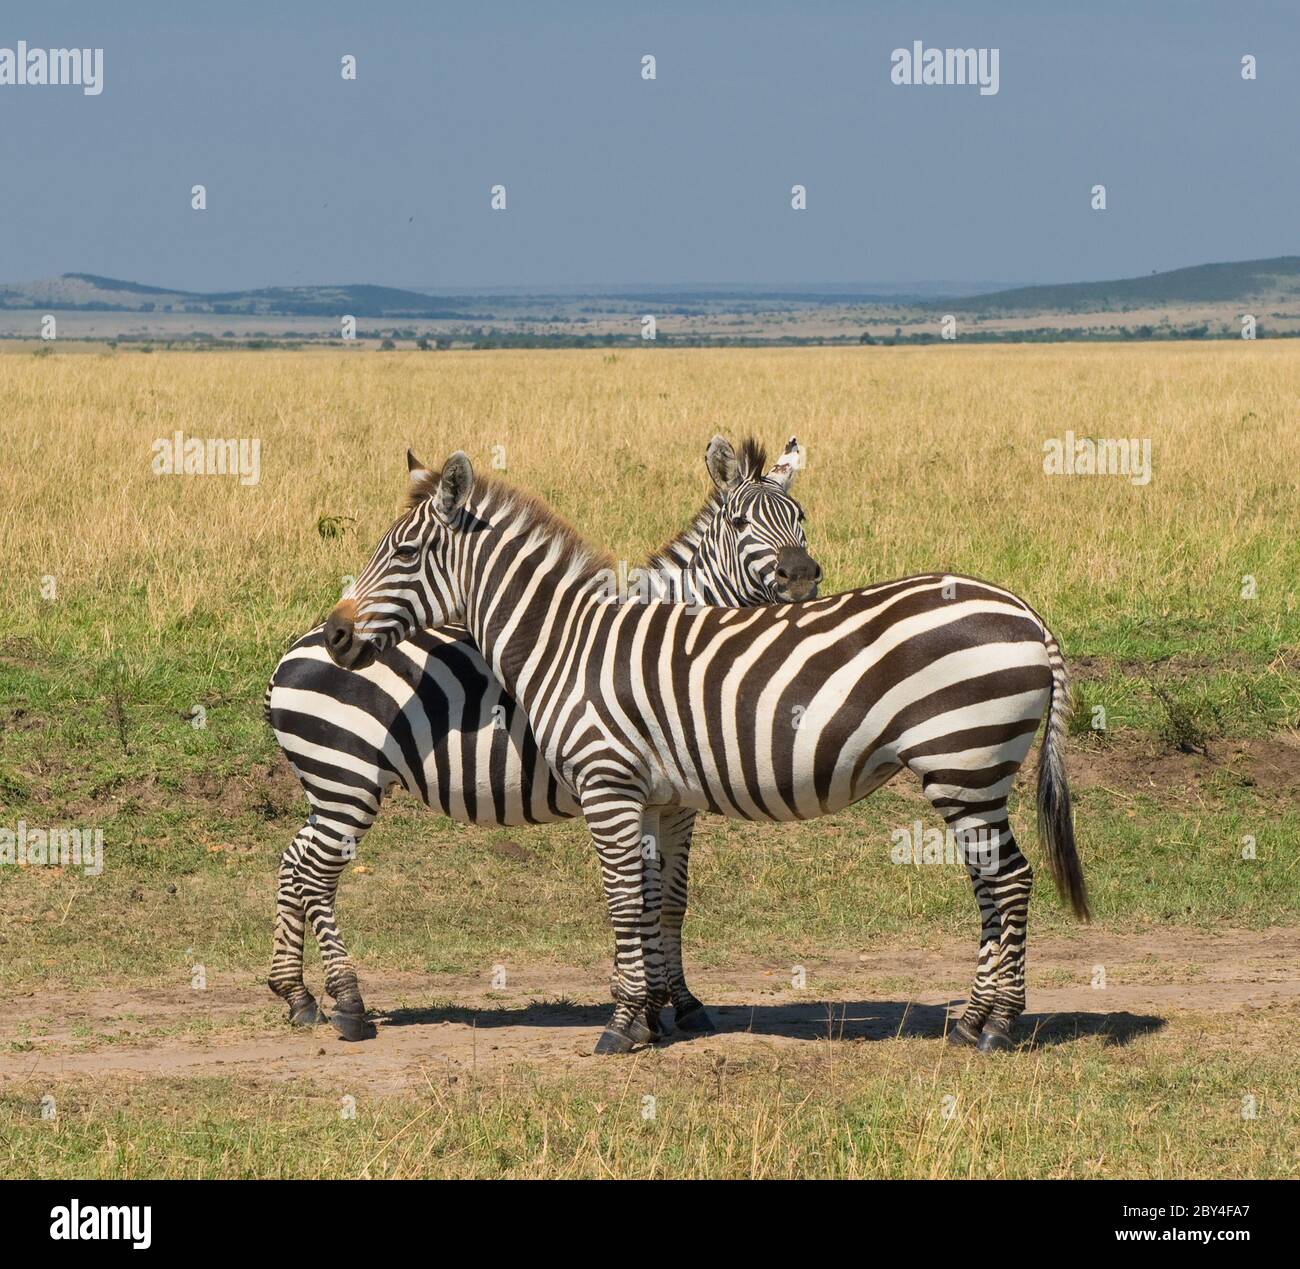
395;542;420;561
731;515;749;530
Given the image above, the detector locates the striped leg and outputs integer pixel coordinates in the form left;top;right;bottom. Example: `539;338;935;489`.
304;813;377;1041
268;802;379;1041
949;858;1000;1046
975;828;1033;1050
583;783;666;1054
657;807;715;1033
268;825;325;1025
910;737;1038;1053
941;811;1032;1052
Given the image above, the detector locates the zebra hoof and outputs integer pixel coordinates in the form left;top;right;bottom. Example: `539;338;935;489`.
331;1008;377;1042
644;1008;671;1039
289;998;324;1027
624;1015;658;1046
946;1019;982;1047
674;1003;718;1034
977;1020;1015;1053
594;1026;639;1055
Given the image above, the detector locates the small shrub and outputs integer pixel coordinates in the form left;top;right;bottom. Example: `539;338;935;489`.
316;514;355;540
1067;682;1111;743
1147;680;1224;754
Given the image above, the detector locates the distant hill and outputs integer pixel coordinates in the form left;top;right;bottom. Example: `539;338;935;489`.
934;257;1300;314
410;280;1019;302
4;259;1298;346
0;273;468;318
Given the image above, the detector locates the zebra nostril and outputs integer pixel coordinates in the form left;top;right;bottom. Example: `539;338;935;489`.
324;611;355;660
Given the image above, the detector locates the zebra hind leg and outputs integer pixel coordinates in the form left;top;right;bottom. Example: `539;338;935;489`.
915;765;1033;1052
268;829;325;1027
296;814;379;1041
971;825;1033;1052
306;877;376;1042
908;725;1041;1053
947;858;999;1048
658;809;716;1035
941;812;1032;1053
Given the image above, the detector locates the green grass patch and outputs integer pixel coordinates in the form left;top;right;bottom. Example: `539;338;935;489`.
3;1010;1295;1178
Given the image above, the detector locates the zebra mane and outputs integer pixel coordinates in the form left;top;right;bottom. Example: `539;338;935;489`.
408;468;615;582
736;437;768;481
407;439;770;583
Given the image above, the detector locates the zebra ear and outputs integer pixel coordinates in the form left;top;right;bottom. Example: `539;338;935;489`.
766;436;804;490
435;452;474;521
407;449;432;483
705;435;739;492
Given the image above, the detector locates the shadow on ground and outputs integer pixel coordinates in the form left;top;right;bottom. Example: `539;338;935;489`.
377;998;1165;1049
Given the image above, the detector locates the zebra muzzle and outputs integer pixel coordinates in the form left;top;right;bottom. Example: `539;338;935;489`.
324;605;377;671
774;547;822;602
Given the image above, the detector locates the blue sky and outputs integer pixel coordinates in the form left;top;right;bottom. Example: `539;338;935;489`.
1;0;1295;290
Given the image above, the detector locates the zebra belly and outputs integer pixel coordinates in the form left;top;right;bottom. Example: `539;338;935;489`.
648;755;901;821
268;625;580;827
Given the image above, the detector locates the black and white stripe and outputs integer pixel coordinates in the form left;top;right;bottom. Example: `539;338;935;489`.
324;450;1088;1053
266;437;818;1037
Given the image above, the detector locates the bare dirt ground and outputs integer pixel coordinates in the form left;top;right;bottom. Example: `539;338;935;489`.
2;928;1296;1094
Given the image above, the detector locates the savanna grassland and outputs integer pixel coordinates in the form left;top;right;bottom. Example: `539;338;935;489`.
1;342;1298;1178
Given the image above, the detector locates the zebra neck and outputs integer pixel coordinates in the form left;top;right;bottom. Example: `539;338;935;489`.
460;505;613;712
643;501;738;607
642;547;733;606
478;572;610;723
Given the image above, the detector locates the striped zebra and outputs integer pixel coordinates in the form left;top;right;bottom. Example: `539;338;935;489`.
323;448;1089;1054
266;436;820;1039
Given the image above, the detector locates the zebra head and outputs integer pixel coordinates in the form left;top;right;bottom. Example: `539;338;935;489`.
324;450;474;670
700;435;821;603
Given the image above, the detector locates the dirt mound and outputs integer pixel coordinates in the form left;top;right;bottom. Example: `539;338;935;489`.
1069;733;1300;800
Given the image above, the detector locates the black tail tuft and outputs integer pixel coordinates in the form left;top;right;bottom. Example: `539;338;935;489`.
1037;643;1091;921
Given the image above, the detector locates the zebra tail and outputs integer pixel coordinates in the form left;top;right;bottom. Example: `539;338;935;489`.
1036;635;1091;921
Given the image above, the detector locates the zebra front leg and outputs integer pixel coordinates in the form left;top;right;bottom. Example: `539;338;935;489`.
585;786;667;1054
632;808;670;1041
658;808;715;1034
268;830;324;1026
973;828;1033;1053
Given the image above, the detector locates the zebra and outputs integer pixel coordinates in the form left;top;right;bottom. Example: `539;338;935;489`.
266;436;820;1040
322;448;1089;1055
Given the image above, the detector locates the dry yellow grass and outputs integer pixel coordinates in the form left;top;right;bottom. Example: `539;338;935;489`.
1;342;1296;669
